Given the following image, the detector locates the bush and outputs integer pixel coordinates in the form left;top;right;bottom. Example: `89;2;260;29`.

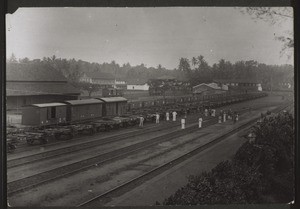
163;112;294;205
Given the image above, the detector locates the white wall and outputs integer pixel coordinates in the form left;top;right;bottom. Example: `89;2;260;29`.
127;84;149;91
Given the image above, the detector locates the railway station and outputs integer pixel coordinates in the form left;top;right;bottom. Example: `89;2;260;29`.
5;6;295;208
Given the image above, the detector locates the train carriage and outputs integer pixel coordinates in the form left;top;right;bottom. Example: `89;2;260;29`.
99;97;128;116
22;102;67;126
63;99;103;122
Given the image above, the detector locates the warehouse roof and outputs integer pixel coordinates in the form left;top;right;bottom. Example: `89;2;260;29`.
6;63;67;82
64;98;104;105
193;83;221;90
98;97;127;103
6;82;81;96
30;103;67;108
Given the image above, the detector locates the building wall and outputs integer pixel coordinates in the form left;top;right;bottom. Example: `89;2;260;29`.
7;95;78;110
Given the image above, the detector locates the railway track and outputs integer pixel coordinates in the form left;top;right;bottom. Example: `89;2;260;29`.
8;94;266;154
77;102;292;207
7;114;215;168
7;114;219;195
7;102;288;196
8;98;276;167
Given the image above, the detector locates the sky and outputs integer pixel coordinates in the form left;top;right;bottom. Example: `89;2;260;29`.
6;7;293;69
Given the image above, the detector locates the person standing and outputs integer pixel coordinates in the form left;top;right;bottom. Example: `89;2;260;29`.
139;116;144;127
218;115;222;123
204;108;208;117
166;111;170;121
172;111;177;121
181;118;185;129
198;117;203;128
156;113;160;124
236;113;239;121
233;113;237;124
228;109;232;120
223;111;227;122
212;109;216;117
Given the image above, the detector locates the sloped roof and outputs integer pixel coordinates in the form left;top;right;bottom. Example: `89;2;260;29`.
98;97;127;103
6;63;67;82
85;71;115;80
64;99;103;105
31;103;67;108
6;82;81;96
193;83;221;90
213;78;260;84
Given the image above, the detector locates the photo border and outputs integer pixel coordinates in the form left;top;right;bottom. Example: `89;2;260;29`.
1;1;298;209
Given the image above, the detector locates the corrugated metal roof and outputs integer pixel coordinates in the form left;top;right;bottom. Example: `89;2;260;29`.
31;103;67;107
64;99;104;105
193;83;221;90
6;82;81;96
98;97;127;103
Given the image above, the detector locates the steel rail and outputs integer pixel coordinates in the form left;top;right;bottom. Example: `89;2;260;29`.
77;103;292;207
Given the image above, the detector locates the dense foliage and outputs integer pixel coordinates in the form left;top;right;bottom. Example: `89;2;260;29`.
7;55;293;92
163;112;294;205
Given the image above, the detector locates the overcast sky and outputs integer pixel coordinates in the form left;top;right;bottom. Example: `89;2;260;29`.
6;7;293;69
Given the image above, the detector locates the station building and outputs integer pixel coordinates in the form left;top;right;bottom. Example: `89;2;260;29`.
6;63;80;111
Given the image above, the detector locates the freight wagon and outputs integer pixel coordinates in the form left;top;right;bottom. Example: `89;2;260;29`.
22;102;67;126
63;99;103;122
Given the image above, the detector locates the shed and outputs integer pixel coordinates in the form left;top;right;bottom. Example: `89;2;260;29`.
63;99;104;122
98;97;128;116
22;102;67;126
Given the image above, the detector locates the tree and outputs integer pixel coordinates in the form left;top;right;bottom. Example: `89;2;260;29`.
238;7;293;60
191;57;198;69
178;58;191;73
8;53;17;63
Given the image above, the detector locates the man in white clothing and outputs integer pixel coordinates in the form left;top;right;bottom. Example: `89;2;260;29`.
172;111;177;121
166;112;170;121
181;118;185;129
199;117;203;128
139;116;144;127
156;113;160;124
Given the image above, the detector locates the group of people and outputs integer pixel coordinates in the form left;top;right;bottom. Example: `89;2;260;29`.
139;111;178;127
139;107;240;128
218;109;239;124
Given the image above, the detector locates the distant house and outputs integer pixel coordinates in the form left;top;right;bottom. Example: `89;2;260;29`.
80;71;115;87
126;79;149;91
6;63;80;110
193;83;228;95
115;80;127;90
213;79;262;92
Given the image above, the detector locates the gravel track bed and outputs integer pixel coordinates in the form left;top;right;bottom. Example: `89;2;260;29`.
7;116;219;195
7;99;288;195
79;103;291;207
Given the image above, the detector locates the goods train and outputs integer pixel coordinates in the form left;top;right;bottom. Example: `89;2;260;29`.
21;92;267;127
